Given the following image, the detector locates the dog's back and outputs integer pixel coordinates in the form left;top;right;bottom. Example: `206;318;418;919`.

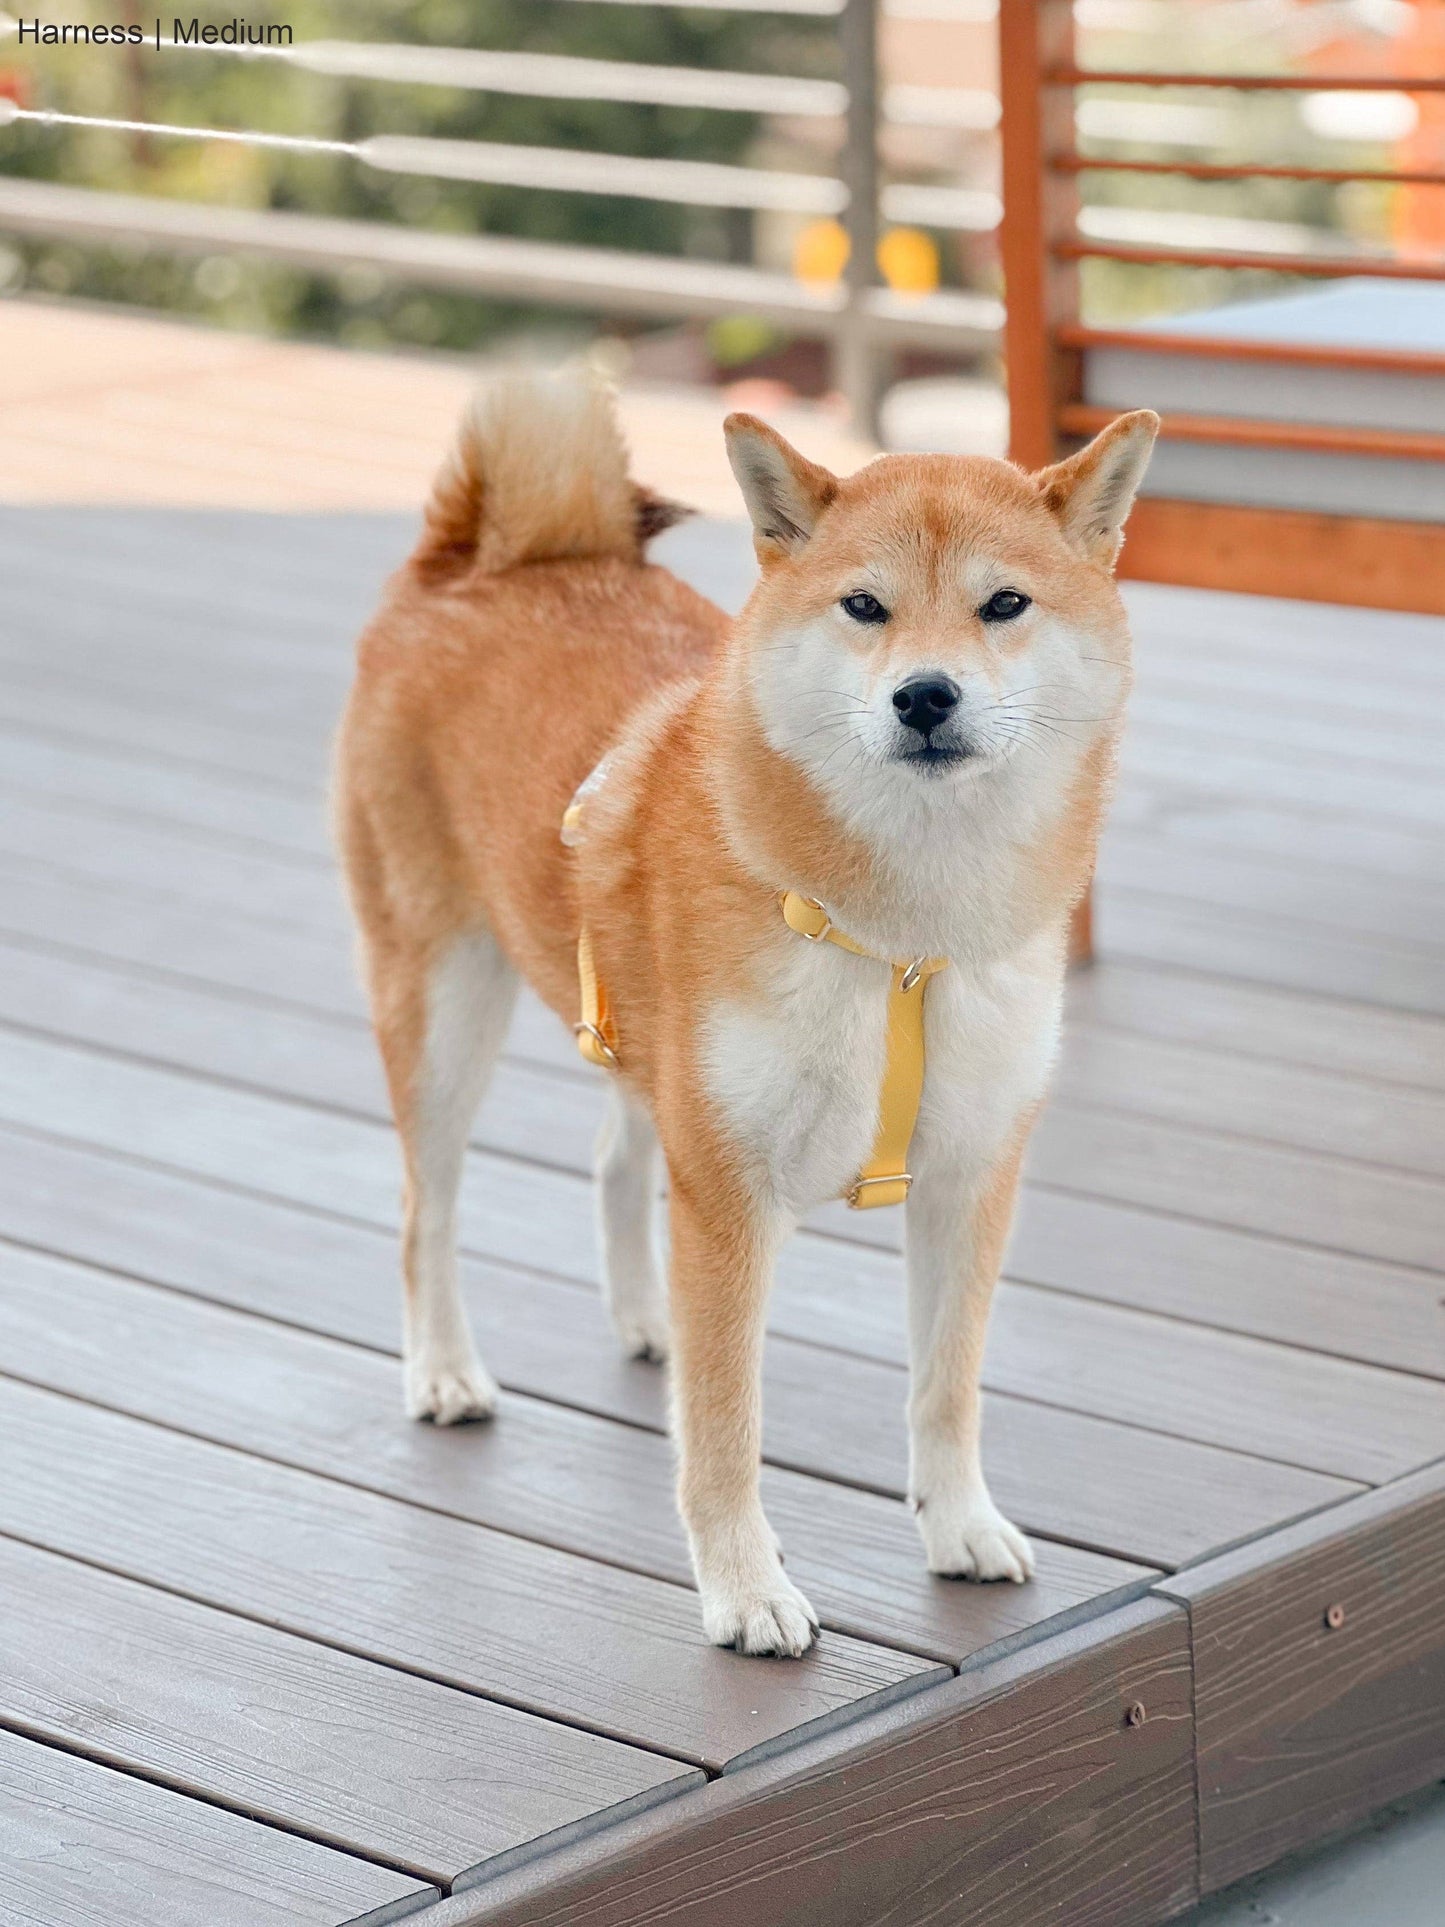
334;373;726;1014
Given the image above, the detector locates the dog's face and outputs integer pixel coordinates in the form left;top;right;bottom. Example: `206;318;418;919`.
724;414;1156;816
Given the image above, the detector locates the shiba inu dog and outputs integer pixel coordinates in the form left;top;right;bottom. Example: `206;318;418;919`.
334;374;1156;1656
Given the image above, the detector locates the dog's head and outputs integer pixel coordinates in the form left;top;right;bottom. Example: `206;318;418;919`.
723;411;1156;814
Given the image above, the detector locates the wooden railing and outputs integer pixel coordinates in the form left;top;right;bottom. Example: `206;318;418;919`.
998;0;1445;619
0;0;1006;436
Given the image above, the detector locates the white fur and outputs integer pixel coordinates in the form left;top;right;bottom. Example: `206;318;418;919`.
403;930;517;1423
744;592;1126;968
595;1083;670;1361
701;938;889;1219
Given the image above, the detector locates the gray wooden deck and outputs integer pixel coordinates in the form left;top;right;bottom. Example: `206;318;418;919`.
0;508;1441;1925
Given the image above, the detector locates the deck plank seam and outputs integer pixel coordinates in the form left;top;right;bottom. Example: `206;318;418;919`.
0;1717;447;1903
0;1504;713;1779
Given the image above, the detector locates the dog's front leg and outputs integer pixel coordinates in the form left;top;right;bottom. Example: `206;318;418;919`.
668;1188;818;1656
904;1126;1036;1584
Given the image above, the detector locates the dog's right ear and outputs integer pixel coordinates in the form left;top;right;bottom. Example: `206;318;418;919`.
724;414;839;557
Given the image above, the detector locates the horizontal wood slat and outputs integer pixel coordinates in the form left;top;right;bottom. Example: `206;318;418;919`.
1054;157;1445;192
1055;238;1445;283
0;1378;941;1775
0;1243;1152;1667
1064;403;1445;465
0;1727;435;1927
1120;500;1445;618
0;1537;696;1891
1050;68;1445;90
1059;321;1445;378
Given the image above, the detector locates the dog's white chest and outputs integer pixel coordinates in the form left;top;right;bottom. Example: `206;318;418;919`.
700;931;1064;1217
701;941;892;1215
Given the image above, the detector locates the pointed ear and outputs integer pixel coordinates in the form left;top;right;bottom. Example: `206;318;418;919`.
724;413;839;556
1037;410;1159;569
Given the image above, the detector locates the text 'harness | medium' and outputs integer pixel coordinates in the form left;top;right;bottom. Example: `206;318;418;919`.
568;787;946;1210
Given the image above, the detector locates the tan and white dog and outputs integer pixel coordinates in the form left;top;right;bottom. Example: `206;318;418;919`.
335;375;1156;1657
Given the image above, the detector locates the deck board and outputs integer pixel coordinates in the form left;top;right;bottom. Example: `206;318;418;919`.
0;1379;941;1775
0;1728;434;1927
0;1539;694;1891
0;504;1440;1924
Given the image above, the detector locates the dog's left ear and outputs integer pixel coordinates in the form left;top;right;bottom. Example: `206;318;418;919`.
724;414;839;558
1036;410;1159;569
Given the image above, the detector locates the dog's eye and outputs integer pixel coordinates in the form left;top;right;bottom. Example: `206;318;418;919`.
840;591;889;625
979;588;1030;624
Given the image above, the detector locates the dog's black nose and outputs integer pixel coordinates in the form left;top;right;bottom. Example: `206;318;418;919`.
892;676;960;735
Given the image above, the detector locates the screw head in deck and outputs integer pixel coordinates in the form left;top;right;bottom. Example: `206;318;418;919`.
1325;1602;1346;1630
1125;1700;1147;1728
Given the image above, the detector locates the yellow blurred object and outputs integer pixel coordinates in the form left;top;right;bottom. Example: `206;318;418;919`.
792;217;850;285
877;226;940;296
793;218;940;298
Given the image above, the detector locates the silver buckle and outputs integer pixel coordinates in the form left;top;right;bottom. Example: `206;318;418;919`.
900;957;928;993
573;1021;619;1069
847;1172;912;1206
798;896;832;942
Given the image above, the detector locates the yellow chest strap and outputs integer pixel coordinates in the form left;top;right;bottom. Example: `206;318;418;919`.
778;892;947;1208
572;870;946;1209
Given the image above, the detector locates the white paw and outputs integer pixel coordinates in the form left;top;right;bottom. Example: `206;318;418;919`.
611;1301;671;1366
917;1493;1035;1584
701;1572;820;1657
404;1350;499;1425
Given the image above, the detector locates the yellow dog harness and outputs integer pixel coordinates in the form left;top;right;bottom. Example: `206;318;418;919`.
569;797;946;1207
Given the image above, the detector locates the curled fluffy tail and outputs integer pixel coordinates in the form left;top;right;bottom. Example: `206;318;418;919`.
414;371;691;580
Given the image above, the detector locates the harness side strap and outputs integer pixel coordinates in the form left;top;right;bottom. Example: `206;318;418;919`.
575;924;620;1070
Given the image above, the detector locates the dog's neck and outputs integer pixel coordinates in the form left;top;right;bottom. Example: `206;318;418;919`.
701;661;1117;973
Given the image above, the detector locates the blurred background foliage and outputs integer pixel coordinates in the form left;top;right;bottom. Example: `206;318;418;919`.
0;0;829;352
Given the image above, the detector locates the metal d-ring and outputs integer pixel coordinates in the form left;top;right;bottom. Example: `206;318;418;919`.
574;1021;619;1069
799;896;833;942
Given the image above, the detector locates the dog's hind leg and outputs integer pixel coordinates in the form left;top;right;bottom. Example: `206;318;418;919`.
595;1083;669;1362
373;927;519;1423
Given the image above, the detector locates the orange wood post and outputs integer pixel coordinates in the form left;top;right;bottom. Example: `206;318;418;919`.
999;0;1095;963
999;0;1080;468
